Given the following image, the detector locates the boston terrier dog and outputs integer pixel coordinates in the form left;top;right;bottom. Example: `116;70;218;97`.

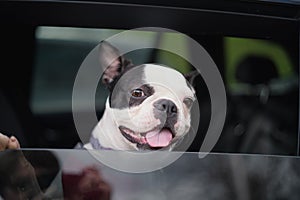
0;41;197;152
84;41;197;151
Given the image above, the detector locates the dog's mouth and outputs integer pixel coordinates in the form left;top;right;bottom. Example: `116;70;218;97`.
119;126;175;149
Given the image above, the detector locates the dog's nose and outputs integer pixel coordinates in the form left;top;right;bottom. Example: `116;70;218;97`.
154;99;177;116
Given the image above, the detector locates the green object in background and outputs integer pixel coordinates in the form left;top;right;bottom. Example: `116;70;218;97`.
157;32;192;74
225;37;294;89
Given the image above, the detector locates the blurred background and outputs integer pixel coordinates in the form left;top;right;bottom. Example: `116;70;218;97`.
0;1;300;199
27;26;299;155
0;0;298;157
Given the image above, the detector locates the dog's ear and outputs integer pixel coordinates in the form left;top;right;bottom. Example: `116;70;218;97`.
99;41;133;89
185;70;199;86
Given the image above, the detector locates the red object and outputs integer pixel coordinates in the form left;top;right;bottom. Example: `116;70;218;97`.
62;167;110;200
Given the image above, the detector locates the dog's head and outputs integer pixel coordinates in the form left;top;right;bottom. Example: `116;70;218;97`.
98;41;197;150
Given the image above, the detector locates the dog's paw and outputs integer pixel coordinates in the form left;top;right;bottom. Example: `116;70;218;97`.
0;133;20;151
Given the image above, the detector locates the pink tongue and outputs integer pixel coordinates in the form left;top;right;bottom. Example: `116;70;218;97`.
146;128;173;147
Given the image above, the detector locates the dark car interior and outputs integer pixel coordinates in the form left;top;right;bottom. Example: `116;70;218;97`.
0;0;299;156
1;1;300;199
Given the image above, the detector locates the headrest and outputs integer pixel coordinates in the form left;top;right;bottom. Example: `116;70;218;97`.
235;55;278;85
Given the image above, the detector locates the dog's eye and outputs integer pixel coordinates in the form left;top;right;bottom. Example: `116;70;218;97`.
131;89;144;98
183;98;194;109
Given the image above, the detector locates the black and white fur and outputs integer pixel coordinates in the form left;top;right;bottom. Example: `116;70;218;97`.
84;42;196;151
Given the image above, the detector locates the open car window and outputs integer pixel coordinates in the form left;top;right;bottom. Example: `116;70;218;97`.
30;26;299;155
